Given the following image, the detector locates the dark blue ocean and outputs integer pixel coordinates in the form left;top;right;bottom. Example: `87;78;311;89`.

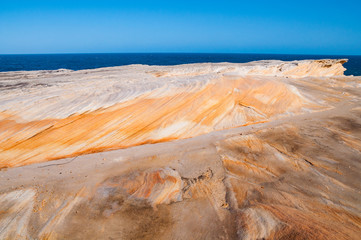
0;53;360;76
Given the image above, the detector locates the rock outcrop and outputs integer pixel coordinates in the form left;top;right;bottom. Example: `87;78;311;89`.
0;59;347;168
0;59;360;239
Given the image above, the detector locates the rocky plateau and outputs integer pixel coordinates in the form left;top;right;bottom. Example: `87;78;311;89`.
0;59;360;239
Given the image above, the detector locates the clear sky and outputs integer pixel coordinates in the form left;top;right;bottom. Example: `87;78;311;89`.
1;0;361;54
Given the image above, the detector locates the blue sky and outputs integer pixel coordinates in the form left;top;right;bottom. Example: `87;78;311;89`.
1;0;360;54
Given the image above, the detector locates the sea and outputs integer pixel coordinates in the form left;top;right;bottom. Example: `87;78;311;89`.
0;53;360;76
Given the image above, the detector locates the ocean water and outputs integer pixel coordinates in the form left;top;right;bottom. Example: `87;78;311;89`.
0;53;360;76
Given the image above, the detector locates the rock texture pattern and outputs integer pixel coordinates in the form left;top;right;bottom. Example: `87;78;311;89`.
0;59;347;168
0;59;360;239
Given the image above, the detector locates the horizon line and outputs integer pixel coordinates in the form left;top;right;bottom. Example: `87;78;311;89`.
1;52;361;56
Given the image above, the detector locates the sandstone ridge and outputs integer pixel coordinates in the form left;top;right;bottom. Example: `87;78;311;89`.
0;59;360;240
0;59;348;168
